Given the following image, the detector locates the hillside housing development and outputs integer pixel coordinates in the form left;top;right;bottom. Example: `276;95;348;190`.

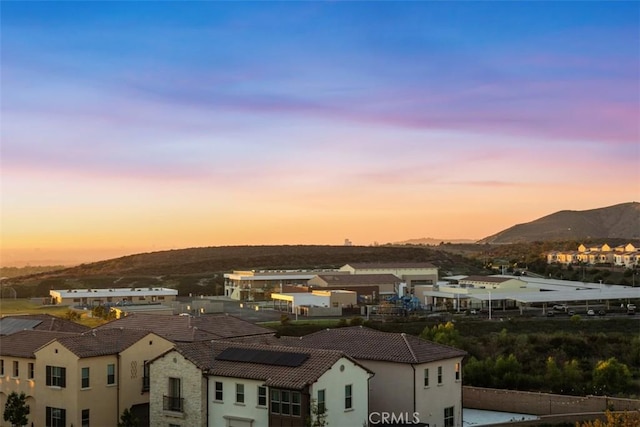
546;243;638;268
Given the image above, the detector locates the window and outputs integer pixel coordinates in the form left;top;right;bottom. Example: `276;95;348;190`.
28;363;34;379
46;366;66;388
81;367;90;388
438;366;443;385
142;361;150;392
423;368;429;387
164;377;183;412
236;383;245;404
215;381;223;401
0;359;4;375
12;361;19;377
107;364;115;385
270;389;301;417
444;406;454;427
46;407;66;427
257;386;267;407
345;384;353;410
81;409;90;427
455;363;461;381
317;389;326;414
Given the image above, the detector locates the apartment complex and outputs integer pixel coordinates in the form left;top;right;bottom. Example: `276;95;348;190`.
275;326;467;427
547;243;638;268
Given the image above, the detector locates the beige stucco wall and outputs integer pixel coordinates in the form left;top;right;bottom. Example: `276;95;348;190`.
0;356;37;427
34;343;120;427
414;357;465;427
119;333;174;412
208;376;268;427
150;349;207;427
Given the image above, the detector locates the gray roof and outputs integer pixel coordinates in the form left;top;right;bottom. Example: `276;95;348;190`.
345;262;437;269
315;274;402;285
276;326;466;364
96;313;274;342
55;328;153;358
0;314;89;335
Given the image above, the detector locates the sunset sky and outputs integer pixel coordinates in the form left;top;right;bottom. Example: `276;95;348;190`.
1;2;639;266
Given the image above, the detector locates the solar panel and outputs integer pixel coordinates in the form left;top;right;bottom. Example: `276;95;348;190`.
0;318;43;335
215;347;310;367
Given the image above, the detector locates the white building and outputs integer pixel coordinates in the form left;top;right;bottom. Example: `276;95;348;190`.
49;287;178;307
149;340;372;427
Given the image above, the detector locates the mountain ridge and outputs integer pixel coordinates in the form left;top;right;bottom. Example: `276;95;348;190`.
478;202;640;244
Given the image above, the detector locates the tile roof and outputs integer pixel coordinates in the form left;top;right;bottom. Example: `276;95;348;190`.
171;340;371;390
96;313;273;342
0;330;80;358
0;314;90;335
54;328;152;358
315;274;402;285
345;262;437;269
274;326;466;364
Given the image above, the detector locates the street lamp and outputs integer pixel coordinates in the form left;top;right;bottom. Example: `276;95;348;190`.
488;291;492;320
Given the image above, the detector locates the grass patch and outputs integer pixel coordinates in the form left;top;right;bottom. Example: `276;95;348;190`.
0;299;69;316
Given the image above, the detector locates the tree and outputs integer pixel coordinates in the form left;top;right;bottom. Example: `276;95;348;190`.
306;398;328;427
3;391;30;427
592;358;632;395
577;410;640;427
117;407;139;427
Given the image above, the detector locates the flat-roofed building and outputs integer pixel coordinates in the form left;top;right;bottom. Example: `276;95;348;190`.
339;262;438;290
49;287;178;307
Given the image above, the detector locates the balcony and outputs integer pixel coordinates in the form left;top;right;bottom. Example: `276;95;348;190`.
163;395;184;413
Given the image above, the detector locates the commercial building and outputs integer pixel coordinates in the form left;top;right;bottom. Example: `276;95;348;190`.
49;287;178;307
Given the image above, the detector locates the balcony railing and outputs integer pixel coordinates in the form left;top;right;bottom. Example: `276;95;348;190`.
142;376;150;392
163;395;184;412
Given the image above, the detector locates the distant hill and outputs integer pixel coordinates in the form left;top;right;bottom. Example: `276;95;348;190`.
394;237;477;246
478;202;640;244
5;245;484;285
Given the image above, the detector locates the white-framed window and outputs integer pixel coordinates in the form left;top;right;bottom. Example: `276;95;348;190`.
107;364;116;385
345;384;353;410
236;383;245;404
438;366;443;385
444;406;455;427
257;386;267;407
215;381;223;401
424;368;429;387
81;367;90;388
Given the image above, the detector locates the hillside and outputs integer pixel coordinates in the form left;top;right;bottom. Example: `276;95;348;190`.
4;245;483;285
478;202;640;244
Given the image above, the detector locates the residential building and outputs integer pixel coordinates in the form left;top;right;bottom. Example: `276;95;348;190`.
547;243;638;267
0;330;79;427
49;287;178;307
149;340;372;427
275;326;467;427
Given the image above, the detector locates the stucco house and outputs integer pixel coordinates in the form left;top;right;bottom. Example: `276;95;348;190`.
149;340;372;427
31;328;174;427
275;326;467;427
0;330;80;427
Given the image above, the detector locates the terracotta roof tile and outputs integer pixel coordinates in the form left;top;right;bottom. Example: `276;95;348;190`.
0;330;80;358
173;340;370;390
55;328;152;358
275;326;466;364
96;313;273;342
